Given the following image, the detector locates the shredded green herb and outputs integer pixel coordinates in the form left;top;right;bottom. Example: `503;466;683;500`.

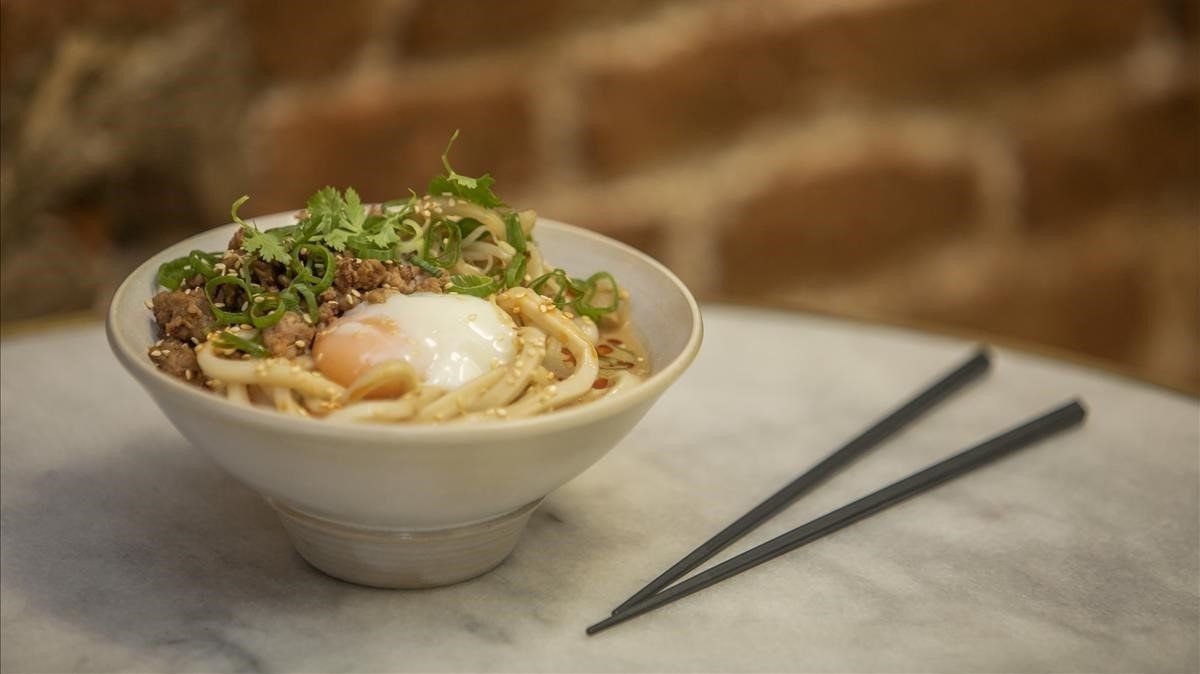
426;130;504;208
153;131;622;357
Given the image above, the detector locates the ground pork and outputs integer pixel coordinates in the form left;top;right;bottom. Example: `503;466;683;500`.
152;289;214;343
261;311;316;358
383;263;445;294
148;338;203;385
334;256;387;292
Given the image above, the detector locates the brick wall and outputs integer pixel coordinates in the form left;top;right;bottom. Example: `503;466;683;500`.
1;0;1197;390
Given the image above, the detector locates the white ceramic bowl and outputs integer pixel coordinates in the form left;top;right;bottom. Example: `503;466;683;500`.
107;213;702;588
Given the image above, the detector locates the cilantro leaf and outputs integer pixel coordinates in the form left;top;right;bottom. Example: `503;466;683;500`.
302;186;370;252
427;130;504;208
344;187;366;231
321;228;352;251
231;195;289;263
365;214;401;248
242;229;289;263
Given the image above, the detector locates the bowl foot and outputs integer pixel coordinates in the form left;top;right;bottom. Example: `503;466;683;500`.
268;499;542;589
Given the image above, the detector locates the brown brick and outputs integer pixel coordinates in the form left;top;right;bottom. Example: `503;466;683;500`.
720;155;980;294
398;0;658;59
1019;83;1200;228
0;0;179;77
800;0;1153;95
1166;0;1200;40
580;21;806;176
907;240;1151;364
238;0;375;81
580;0;1152;176
247;78;537;212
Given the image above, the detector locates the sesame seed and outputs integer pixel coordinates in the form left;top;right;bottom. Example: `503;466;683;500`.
150;350;162;357
294;339;306;348
495;408;507;417
144;299;154;310
185;370;194;380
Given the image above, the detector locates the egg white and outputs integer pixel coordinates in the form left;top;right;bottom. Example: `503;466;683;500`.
313;292;517;391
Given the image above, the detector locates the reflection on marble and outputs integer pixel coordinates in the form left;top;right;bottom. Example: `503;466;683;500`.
2;306;1197;672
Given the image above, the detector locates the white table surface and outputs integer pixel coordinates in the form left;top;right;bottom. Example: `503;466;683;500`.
2;305;1197;673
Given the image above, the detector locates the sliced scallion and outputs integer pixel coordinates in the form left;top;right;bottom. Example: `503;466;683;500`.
249;293;291;329
290;243;335;293
213;330;269;358
504;252;527;289
504;212;526;254
422;219;461;269
446;274;498;297
204;275;254;326
411;256;443;276
575;271;619;321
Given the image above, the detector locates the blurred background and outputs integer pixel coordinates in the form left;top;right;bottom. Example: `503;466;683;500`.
1;0;1197;390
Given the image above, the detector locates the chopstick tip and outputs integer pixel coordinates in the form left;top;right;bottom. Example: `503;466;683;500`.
586;615;620;636
1068;398;1088;418
970;345;992;365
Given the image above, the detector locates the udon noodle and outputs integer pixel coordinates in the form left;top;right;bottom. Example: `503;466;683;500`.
146;134;647;423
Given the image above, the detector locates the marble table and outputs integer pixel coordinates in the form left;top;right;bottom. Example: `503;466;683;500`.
2;306;1197;672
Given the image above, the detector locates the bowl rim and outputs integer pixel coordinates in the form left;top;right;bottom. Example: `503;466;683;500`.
107;214;703;442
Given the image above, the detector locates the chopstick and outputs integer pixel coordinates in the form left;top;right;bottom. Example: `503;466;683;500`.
586;399;1087;635
609;348;992;616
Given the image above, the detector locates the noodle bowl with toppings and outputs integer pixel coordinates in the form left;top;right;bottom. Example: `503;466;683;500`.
145;133;648;424
107;146;701;587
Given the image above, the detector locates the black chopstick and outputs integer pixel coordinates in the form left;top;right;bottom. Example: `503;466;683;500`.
609;348;991;616
587;399;1087;635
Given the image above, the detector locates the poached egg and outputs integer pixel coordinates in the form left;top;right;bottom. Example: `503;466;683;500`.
313;292;516;395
